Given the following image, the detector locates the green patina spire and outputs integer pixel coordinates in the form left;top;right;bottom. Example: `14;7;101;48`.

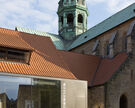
57;0;89;41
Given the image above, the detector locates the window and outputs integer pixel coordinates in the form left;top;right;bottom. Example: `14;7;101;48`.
92;40;99;52
78;14;83;23
109;31;117;44
67;14;74;25
120;95;128;108
0;75;61;108
92;40;100;55
25;100;34;108
61;16;63;25
106;44;110;56
125;37;127;51
127;20;135;36
0;47;31;64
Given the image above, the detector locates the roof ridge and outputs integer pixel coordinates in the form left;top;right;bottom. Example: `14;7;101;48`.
15;26;58;36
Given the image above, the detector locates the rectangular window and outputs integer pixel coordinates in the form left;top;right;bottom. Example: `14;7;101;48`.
0;75;61;108
0;47;31;64
32;79;61;108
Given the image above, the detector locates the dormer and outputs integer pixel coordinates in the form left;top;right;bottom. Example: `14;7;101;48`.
0;46;31;64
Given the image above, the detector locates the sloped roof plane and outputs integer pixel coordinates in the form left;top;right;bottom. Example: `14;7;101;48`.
16;27;65;50
0;28;33;50
61;51;128;86
0;27;129;86
68;3;135;50
0;28;76;79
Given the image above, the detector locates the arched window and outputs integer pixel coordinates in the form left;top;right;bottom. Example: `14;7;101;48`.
120;95;128;108
67;14;74;25
78;14;83;23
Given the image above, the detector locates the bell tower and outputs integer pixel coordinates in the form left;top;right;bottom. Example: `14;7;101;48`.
57;0;89;40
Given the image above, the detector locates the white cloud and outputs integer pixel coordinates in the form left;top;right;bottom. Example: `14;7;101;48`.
106;0;135;13
0;0;134;34
0;0;59;34
87;0;135;13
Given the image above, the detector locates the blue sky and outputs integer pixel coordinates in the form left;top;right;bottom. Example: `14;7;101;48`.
0;0;134;34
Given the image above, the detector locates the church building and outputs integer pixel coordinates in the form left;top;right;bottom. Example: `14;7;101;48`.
0;0;135;108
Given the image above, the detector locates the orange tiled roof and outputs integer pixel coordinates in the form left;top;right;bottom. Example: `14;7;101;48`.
61;51;101;85
0;52;75;79
0;28;76;79
61;51;128;86
93;52;128;86
0;28;33;50
0;27;129;84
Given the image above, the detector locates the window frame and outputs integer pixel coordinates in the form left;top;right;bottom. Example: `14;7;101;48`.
0;46;31;64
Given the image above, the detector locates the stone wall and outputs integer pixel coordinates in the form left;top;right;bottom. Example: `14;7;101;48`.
88;86;105;108
71;18;135;58
105;37;135;108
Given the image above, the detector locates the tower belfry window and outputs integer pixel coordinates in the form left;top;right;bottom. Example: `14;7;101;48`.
67;14;74;25
78;14;83;23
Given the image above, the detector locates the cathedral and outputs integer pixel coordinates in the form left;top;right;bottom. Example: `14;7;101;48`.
0;0;135;108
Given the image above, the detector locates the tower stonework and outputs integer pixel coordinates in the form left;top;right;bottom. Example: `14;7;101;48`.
57;0;89;40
